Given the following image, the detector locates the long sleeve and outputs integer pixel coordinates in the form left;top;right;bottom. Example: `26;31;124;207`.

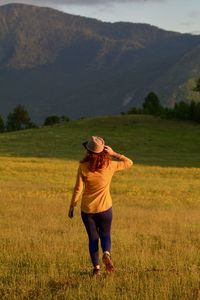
112;155;133;171
70;165;84;207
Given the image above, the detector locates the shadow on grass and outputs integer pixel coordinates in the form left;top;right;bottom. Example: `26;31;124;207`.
1;152;200;168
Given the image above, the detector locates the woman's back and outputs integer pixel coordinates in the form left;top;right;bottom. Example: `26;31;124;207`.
73;154;133;213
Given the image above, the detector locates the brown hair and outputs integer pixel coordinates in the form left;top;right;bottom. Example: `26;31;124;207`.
81;150;111;172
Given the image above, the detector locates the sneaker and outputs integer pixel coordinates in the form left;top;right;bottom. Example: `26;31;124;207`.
93;266;101;277
102;252;115;273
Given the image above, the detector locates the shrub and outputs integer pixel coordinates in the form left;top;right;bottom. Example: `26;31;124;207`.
43;115;60;126
190;101;200;122
0;115;5;132
173;101;191;120
60;115;70;123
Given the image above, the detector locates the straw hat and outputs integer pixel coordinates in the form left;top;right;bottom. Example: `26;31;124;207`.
83;136;105;153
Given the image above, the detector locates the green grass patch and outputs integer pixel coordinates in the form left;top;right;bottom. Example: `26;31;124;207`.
0;114;200;167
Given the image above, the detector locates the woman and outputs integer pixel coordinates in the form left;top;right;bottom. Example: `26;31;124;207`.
68;136;133;276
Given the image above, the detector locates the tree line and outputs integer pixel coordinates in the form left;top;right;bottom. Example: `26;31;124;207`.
1;78;200;133
125;77;200;123
0;105;70;133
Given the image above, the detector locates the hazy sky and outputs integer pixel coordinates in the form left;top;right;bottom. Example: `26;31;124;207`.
1;0;200;34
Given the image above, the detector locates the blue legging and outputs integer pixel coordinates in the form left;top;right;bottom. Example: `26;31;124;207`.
81;207;112;267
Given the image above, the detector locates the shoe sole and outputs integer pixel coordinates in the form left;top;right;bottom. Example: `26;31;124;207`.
102;255;115;273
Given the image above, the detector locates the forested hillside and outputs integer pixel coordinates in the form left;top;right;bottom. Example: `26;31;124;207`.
0;3;200;122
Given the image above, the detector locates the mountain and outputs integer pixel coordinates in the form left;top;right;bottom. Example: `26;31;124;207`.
0;3;200;123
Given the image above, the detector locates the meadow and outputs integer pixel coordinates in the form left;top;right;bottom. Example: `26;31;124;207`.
0;115;200;299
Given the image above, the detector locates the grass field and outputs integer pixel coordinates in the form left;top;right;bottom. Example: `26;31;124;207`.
0;115;200;299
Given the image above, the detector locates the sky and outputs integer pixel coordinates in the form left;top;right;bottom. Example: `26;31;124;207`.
0;0;200;34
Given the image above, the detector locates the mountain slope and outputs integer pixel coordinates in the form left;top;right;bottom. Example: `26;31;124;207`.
0;3;200;122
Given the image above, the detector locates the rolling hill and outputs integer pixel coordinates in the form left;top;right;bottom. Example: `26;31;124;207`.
0;114;200;168
0;3;200;123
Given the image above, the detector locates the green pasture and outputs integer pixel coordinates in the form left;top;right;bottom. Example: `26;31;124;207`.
0;115;200;299
0;114;200;167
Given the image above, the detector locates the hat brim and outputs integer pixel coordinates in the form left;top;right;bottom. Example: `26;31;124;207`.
82;141;88;150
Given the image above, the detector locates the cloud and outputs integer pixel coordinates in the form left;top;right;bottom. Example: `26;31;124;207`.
180;21;194;27
191;30;200;35
188;11;200;19
0;0;165;6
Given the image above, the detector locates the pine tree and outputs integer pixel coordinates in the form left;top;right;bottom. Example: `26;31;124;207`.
143;92;162;115
6;105;31;131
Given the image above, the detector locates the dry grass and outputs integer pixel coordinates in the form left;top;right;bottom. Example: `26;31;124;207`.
0;156;200;299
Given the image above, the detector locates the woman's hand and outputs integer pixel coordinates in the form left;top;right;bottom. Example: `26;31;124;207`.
68;206;74;219
104;145;115;156
104;145;121;159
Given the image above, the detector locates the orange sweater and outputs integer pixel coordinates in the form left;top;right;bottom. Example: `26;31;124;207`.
70;155;133;213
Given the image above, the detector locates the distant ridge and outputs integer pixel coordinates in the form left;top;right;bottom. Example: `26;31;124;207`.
0;3;200;123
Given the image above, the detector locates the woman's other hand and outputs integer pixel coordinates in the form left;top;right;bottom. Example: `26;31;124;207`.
68;206;74;219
